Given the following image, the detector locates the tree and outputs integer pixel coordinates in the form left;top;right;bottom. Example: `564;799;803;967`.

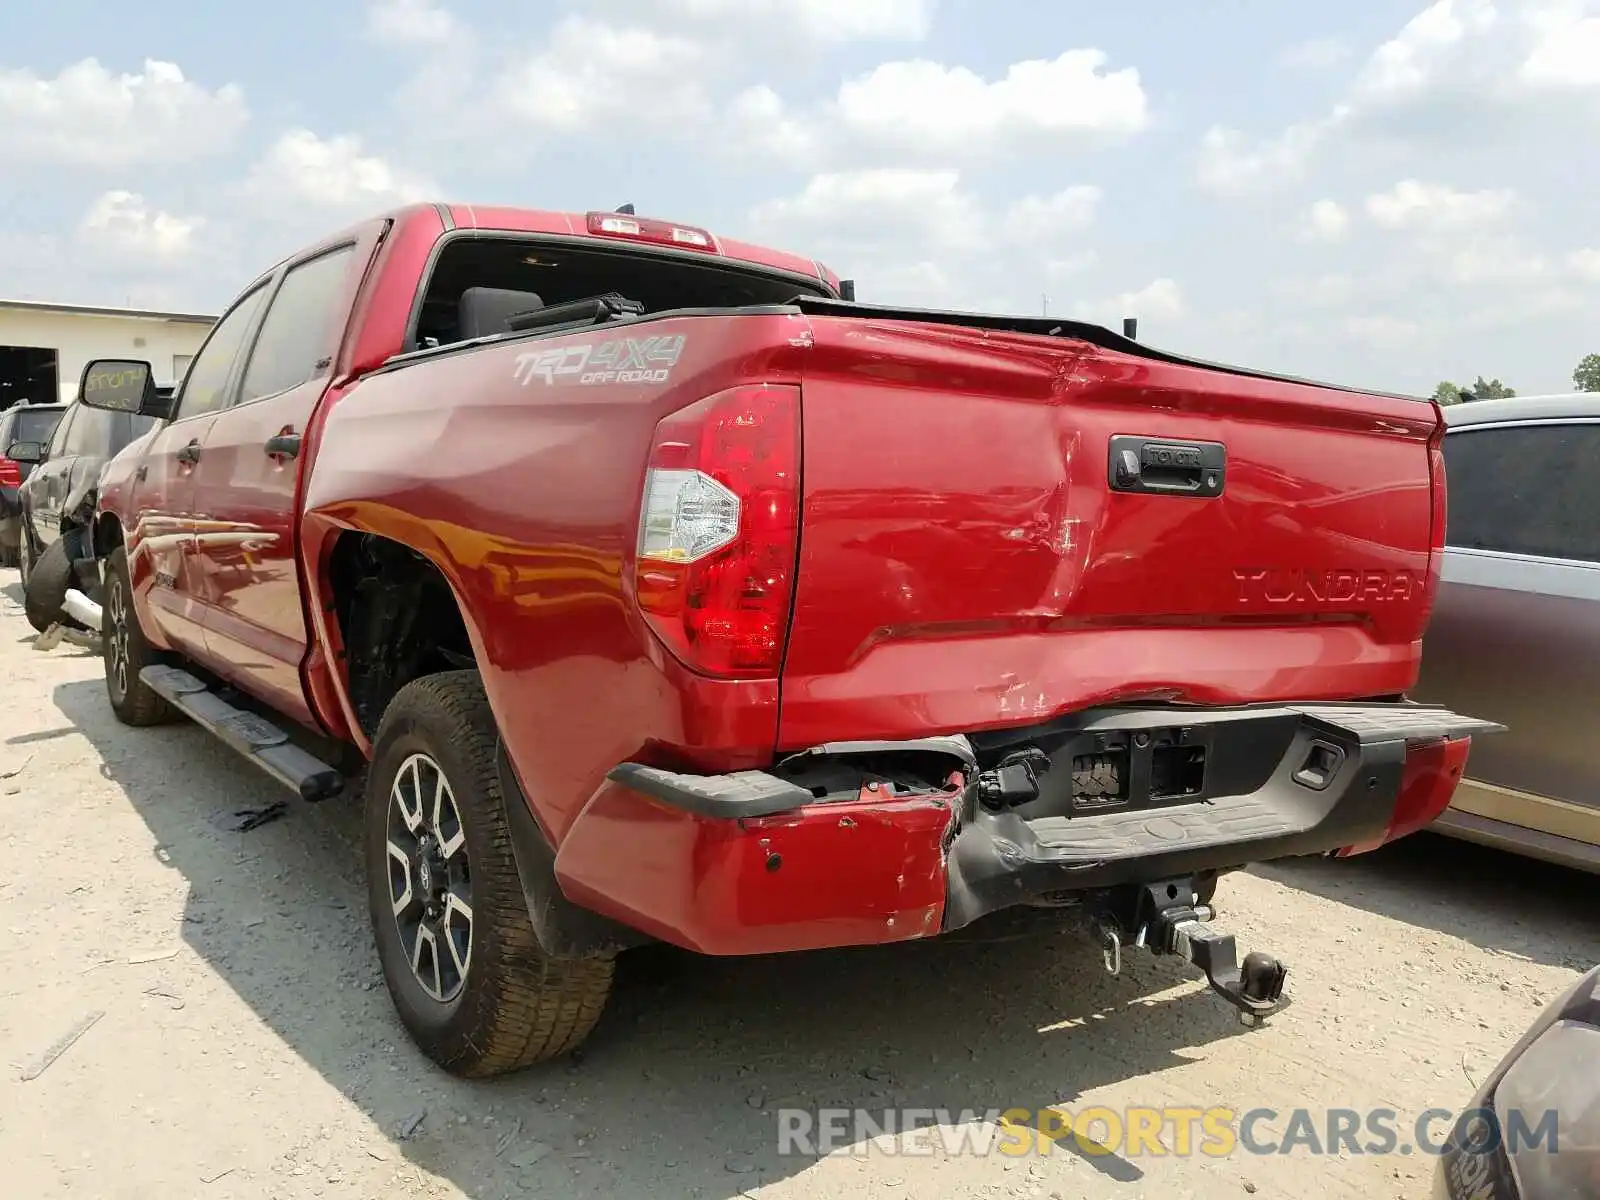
1432;376;1515;403
1574;353;1600;392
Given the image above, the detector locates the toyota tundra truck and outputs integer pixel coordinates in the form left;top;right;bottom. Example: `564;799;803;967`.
71;202;1498;1078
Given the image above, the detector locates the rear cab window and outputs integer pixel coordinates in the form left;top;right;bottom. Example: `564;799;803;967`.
408;234;831;352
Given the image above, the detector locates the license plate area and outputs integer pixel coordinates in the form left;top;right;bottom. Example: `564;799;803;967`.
1065;725;1212;816
969;708;1305;824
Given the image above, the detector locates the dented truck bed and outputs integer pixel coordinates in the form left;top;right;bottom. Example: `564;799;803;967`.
83;202;1501;1070
310;289;1497;1023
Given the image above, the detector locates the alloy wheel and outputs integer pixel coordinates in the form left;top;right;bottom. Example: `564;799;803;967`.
385;753;474;1003
106;574;130;701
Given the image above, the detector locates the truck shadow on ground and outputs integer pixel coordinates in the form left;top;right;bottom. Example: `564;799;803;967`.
1252;834;1599;973
53;678;1252;1200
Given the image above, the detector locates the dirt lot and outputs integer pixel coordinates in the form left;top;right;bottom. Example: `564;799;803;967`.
0;570;1595;1200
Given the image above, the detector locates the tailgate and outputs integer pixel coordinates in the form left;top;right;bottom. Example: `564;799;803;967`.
777;313;1442;750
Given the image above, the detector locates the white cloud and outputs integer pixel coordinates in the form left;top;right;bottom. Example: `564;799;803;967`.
1194;0;1596;194
727;86;818;160
666;0;935;41
1439;235;1551;285
240;130;435;213
1194;117;1337;193
0;58;247;166
1072;278;1184;328
749;169;1098;259
1569;248;1600;281
1303;199;1351;242
739;49;1148;165
1518;8;1600;89
78;191;202;261
1364;179;1515;231
746;169;1100;309
495;15;709;129
366;0;461;44
1280;36;1351;70
1350;0;1498;106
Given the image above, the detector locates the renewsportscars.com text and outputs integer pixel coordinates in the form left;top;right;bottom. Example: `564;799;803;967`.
775;1105;1559;1159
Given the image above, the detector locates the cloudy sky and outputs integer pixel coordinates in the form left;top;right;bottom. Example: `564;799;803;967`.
2;0;1598;396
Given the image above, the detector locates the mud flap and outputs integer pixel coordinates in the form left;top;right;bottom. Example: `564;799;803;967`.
494;739;653;960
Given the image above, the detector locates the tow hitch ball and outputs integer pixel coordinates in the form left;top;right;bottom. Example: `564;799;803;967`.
1091;880;1289;1027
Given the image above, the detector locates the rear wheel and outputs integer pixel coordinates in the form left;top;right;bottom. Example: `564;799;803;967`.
365;671;614;1077
102;545;176;726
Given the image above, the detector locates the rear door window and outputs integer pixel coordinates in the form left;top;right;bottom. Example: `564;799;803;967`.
62;403;115;459
1442;421;1600;563
47;407;76;457
237;245;357;405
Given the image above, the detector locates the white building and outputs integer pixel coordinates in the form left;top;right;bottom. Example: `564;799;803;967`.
0;298;216;410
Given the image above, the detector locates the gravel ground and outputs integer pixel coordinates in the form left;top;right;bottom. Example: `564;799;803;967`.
0;567;1595;1200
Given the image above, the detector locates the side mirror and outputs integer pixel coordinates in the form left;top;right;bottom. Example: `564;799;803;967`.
5;440;45;465
78;358;158;416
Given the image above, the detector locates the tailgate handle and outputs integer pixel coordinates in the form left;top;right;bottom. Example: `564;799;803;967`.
1109;436;1225;498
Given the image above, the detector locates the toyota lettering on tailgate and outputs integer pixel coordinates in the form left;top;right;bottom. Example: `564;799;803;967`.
513;334;687;387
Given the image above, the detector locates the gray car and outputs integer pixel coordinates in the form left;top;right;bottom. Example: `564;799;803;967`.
1411;392;1600;873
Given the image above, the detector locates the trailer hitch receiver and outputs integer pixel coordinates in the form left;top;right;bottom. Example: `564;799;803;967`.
1092;878;1289;1027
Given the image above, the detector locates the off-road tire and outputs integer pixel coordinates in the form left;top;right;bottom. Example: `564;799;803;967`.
365;670;615;1078
23;537;75;634
102;545;177;726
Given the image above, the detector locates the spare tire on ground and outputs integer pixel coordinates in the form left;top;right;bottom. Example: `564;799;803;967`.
23;538;86;635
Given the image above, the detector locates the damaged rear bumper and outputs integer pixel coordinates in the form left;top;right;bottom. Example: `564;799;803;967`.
545;702;1500;957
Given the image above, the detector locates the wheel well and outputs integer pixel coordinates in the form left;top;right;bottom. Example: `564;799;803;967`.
328;532;477;740
93;513;124;558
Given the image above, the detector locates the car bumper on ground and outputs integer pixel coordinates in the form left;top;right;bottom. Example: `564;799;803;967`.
544;702;1501;958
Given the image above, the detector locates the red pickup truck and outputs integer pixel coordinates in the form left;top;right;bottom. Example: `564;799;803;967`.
73;202;1496;1077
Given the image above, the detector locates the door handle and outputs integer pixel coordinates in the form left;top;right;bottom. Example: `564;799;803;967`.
175;439;202;465
1108;435;1226;498
264;432;302;460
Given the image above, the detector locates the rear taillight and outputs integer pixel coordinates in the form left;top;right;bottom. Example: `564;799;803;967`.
1335;735;1472;857
585;211;717;252
633;384;801;679
0;458;20;489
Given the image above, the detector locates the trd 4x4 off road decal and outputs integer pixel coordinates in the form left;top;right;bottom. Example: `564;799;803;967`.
513;334;687;387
